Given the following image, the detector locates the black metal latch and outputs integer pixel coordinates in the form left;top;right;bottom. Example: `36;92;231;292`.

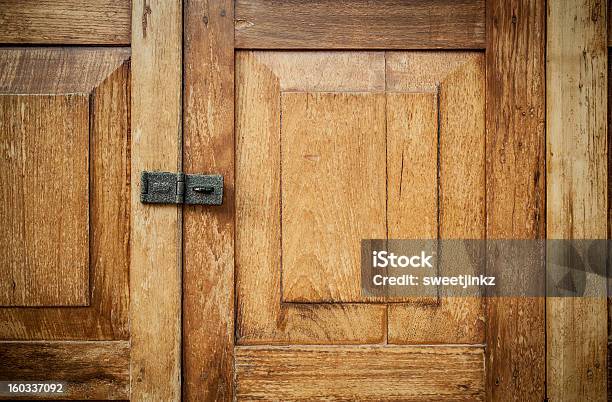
140;171;223;205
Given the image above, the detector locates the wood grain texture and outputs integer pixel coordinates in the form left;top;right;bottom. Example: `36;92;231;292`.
386;93;437;241
0;95;89;307
609;48;612;354
236;51;386;344
387;53;486;344
609;0;611;46
281;92;387;303
547;0;608;400
0;0;130;44
245;51;386;92
182;0;235;400
609;343;612;401
0;48;130;94
235;0;485;49
0;341;129;400
130;0;181;400
485;0;546;400
0;59;130;340
235;346;485;401
236;51;487;345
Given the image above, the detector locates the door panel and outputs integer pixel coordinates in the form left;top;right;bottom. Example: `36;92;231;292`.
0;48;130;340
281;92;387;303
236;51;485;349
235;346;485;401
1;94;90;307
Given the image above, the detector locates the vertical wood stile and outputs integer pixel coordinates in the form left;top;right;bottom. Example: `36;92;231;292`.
547;0;608;400
485;0;546;400
183;0;235;400
130;0;182;400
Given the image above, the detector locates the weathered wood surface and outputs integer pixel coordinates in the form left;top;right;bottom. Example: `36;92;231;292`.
236;346;485;401
236;51;387;344
386;52;486;344
0;95;89;307
130;0;182;400
0;341;129;400
0;0;130;44
281;92;387;303
547;0;608;400
0;52;130;339
182;0;235;400
235;0;485;49
0;48;131;94
485;0;546;400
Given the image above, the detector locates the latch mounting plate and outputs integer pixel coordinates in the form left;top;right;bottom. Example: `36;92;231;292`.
140;171;223;205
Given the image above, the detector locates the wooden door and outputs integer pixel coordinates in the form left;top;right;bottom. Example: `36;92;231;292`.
233;50;485;398
0;47;131;397
181;0;549;401
0;1;183;400
0;1;607;401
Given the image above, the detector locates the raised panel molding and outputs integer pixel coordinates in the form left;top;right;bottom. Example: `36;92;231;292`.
0;48;130;340
236;51;485;345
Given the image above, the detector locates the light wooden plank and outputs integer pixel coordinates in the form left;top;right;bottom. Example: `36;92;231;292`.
387;52;485;344
182;0;235;400
547;0;608;400
0;95;89;307
0;48;130;94
281;92;387;303
0;61;130;340
130;0;181;400
235;0;485;49
0;0;130;44
0;341;129;400
236;51;386;345
485;0;546;399
236;346;485;401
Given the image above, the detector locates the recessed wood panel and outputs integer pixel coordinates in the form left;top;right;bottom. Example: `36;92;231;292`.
0;0;130;44
235;0;485;49
0;95;89;307
236;51;386;345
281;92;387;303
0;48;130;339
236;51;485;345
236;346;485;401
